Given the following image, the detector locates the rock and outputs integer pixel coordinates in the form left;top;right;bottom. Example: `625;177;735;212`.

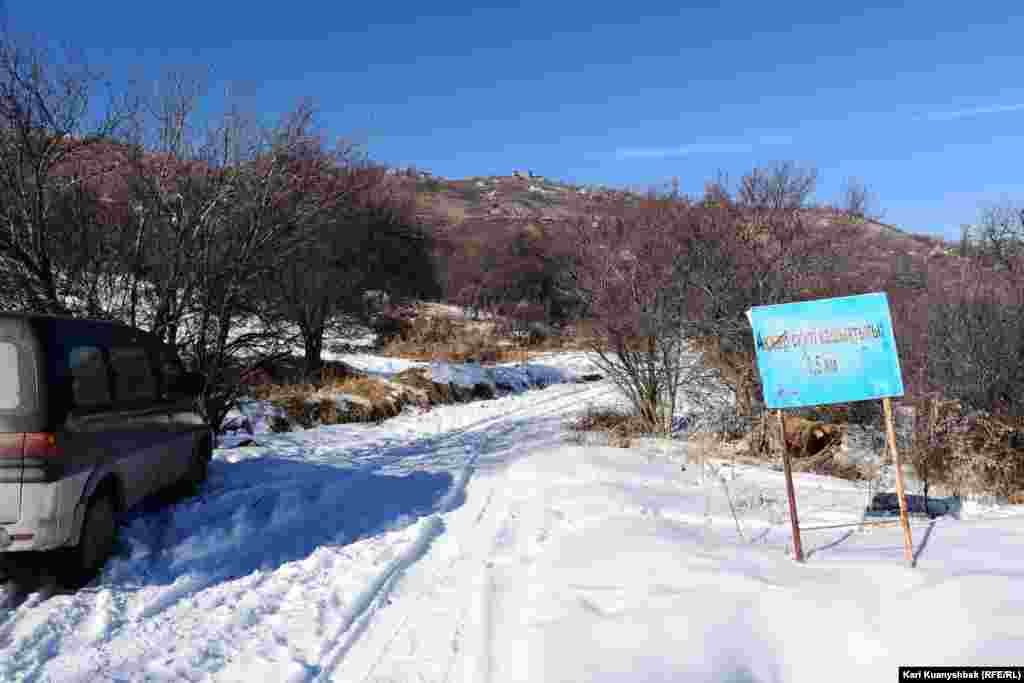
869;491;930;515
222;415;254;435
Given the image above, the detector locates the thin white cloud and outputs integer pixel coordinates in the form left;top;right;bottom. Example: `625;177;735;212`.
615;134;792;160
925;103;1024;121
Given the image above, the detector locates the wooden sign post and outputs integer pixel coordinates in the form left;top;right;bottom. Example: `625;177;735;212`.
883;397;914;562
777;409;805;562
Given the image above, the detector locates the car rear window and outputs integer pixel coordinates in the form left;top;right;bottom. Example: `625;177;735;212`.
110;346;157;402
69;346;112;409
0;342;20;410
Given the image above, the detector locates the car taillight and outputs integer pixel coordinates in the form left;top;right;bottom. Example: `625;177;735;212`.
22;432;61;458
0;433;24;459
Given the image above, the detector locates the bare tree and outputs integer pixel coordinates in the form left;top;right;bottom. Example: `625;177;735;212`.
123;69;232;341
569;196;726;434
975;202;1024;274
258;159;440;380
179;104;365;428
0;32;135;313
569;162;856;428
840;176;882;221
736;161;817;211
122;86;368;427
703;170;731;208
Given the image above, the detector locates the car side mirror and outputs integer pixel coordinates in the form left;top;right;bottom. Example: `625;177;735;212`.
172;371;205;397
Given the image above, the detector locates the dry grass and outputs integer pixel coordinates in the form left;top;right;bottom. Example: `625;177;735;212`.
565;405;650;448
380;310;574;362
253;374;426;430
781;416;842;456
801;445;874;481
727;412;866;481
444;205;468;225
376;305;602;363
333;376;405;405
249;359;511;433
394;367;497;404
393;368;454;404
687;432;725;466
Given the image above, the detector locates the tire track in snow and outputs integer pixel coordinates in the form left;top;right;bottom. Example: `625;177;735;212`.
313;515;447;682
345;482;507;683
330;381;614;682
312;437;501;682
304;379;613;679
346;380;612;478
464;558;495;683
337;476;506;683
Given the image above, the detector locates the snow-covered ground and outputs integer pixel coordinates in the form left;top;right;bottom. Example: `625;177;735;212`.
3;352;1024;682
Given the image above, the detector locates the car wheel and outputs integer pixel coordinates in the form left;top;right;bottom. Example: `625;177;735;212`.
67;491;117;582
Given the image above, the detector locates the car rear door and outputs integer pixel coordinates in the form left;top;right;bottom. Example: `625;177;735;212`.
158;346;205;486
106;343;174;495
59;345;130;503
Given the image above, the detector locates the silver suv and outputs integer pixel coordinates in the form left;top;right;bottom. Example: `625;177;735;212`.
0;314;212;581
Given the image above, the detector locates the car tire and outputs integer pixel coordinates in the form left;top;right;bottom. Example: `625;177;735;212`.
65;490;117;584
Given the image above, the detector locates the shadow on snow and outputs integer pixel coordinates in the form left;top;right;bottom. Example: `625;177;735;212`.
2;458;454;609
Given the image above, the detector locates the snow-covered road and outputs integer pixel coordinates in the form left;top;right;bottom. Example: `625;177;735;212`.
4;353;1024;682
0;364;617;682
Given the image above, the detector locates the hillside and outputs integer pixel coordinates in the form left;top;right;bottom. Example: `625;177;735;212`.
405;168;976;317
404;167;959;258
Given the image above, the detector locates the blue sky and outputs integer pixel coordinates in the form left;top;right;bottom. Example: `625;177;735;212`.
10;1;1024;240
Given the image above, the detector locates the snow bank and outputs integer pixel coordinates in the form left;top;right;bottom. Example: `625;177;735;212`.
428;360;495;389
219;353;604;443
331;354;425;376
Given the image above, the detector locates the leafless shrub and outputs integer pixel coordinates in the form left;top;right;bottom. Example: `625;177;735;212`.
566;165;859;436
926;283;1024;417
907;396;959;506
974;201;1024;274
736;161;817;211
840;176;883;221
565;404;650;448
921;400;1024;498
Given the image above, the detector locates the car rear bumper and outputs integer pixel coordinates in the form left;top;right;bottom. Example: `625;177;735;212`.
0;481;72;552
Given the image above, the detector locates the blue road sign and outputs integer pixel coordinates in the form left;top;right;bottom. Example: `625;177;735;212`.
748;292;904;409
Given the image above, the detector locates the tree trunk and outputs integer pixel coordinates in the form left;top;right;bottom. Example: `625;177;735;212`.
302;327;325;383
734;376;754;416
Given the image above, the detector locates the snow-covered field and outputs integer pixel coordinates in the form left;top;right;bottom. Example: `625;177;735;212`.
3;352;1024;682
